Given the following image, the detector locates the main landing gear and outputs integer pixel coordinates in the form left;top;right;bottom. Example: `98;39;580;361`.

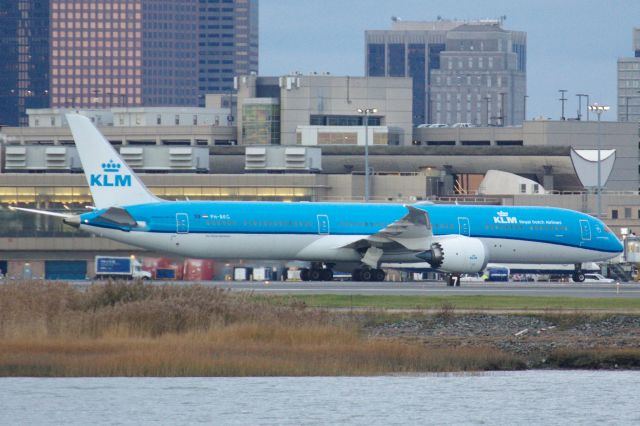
298;263;387;282
572;264;586;283
300;262;333;281
299;267;333;281
352;268;386;282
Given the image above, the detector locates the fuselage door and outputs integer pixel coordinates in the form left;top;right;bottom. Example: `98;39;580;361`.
458;217;470;236
317;214;330;235
176;213;189;234
579;219;591;241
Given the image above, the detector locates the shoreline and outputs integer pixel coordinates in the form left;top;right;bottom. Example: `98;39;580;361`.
367;312;640;370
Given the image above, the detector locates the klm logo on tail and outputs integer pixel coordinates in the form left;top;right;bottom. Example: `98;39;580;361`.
90;159;131;187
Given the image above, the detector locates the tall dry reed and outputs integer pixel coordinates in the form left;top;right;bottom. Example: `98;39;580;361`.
0;281;525;376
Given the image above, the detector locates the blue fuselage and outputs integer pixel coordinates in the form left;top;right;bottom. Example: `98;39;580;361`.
79;202;623;264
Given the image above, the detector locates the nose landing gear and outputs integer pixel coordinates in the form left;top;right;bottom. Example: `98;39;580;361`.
572;264;586;283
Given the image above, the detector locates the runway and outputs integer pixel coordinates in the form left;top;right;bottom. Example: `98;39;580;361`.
189;280;640;298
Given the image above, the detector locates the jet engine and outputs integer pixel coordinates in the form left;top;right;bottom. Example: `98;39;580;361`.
417;235;487;274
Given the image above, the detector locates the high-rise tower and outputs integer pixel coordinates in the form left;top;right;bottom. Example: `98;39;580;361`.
49;0;199;110
197;0;258;106
1;0;259;125
617;28;640;122
366;19;526;127
0;0;50;126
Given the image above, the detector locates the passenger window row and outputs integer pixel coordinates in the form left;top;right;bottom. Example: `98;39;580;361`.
205;220;236;226
339;222;385;228
485;224;568;231
242;220;313;227
434;223;456;229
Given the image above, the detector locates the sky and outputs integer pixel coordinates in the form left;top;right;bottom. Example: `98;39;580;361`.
260;0;640;120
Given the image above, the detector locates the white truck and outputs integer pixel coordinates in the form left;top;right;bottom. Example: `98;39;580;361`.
94;256;152;280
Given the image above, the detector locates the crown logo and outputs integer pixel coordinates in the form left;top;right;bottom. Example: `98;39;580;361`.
101;159;121;173
497;211;509;217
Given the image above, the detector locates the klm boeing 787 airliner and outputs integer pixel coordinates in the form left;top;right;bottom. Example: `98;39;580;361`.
12;114;623;284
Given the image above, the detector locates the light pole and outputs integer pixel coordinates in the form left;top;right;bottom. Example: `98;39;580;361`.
357;107;377;202
588;103;609;218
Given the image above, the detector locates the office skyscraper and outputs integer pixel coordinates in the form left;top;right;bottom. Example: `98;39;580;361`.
0;0;51;126
366;19;526;126
49;0;198;110
617;28;640;122
1;0;258;125
197;0;258;106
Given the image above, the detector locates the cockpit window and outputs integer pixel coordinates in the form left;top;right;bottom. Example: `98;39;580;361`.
603;225;613;234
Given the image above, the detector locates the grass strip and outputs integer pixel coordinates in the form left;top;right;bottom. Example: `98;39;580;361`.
260;294;640;312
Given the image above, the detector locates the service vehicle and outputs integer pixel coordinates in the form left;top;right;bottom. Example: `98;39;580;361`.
94;256;151;280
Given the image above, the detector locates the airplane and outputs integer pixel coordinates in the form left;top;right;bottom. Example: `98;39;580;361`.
9;113;624;285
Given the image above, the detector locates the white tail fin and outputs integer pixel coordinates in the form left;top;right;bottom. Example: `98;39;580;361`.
66;113;161;209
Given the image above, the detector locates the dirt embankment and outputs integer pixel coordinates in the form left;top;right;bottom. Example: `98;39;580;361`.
368;313;640;369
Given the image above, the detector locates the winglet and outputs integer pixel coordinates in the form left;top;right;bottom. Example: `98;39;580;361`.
66;113;161;209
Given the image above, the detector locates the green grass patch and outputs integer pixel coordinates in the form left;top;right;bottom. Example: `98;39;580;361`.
261;294;640;312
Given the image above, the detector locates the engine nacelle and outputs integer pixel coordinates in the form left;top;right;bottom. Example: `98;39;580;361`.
417;235;487;274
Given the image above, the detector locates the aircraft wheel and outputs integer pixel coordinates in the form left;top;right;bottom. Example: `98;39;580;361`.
321;269;333;281
573;272;585;283
300;268;310;282
360;269;373;281
373;269;386;282
309;268;323;281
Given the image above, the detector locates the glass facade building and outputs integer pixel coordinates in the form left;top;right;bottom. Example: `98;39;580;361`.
242;101;280;145
617;28;640;122
366;20;526;127
140;0;199;107
50;0;198;110
0;0;51;126
197;0;258;104
1;0;257;123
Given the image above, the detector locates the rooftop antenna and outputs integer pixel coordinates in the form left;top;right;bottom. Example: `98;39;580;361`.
558;89;568;120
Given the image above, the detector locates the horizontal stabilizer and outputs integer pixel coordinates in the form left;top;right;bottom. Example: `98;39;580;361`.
9;206;81;227
9;206;72;218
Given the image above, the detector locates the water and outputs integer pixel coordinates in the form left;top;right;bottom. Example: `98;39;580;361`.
1;371;639;425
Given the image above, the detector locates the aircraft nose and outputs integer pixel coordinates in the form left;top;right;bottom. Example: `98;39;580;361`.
615;237;624;253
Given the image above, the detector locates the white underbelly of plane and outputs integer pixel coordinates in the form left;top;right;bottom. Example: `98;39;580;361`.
480;237;616;263
83;226;366;261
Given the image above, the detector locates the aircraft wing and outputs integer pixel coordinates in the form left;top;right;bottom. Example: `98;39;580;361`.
342;205;432;252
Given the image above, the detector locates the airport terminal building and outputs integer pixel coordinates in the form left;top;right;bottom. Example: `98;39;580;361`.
1;74;639;279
